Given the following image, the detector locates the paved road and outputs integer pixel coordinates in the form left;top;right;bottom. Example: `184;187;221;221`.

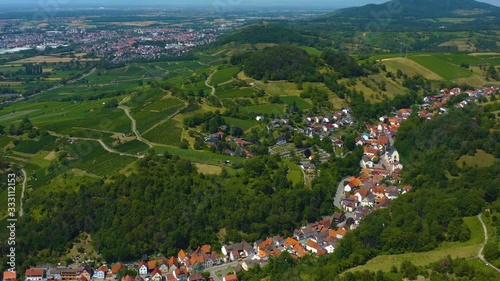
206;258;251;281
18;168;27;217
334;177;349;210
477;213;500;273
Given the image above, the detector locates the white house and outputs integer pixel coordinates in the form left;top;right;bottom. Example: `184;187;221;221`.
305;239;319;254
93;266;107;279
138;263;148;276
324;244;335;254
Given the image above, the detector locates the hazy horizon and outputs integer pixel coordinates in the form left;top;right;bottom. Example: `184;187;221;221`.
0;0;498;9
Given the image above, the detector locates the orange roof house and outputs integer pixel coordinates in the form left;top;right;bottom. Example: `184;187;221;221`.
97;265;107;272
201;245;211;254
3;271;16;281
293;244;307;257
167;256;178;268
111;264;125;274
258;238;273;250
147;260;158;270
121;275;135;281
178;249;188;262
223;274;238;281
25;269;44;278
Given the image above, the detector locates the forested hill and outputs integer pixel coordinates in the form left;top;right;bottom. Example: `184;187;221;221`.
216;24;318;46
236;45;320;82
10;151;363;266
332;0;500;18
230;46;367;82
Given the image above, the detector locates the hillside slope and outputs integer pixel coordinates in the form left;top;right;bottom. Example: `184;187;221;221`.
333;0;500;18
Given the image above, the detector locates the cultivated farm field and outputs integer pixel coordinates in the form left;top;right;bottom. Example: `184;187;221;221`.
211;66;240;85
142;119;183;146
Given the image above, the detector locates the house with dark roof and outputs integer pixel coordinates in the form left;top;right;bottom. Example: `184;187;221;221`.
188;273;203;281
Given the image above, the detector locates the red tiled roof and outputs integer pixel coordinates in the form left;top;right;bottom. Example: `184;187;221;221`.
201;245;211;254
151;268;162;277
111;264;124;274
25;269;44;277
224;274;238;281
3;271;16;280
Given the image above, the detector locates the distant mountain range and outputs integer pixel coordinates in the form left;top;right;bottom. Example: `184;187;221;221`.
333;0;500;18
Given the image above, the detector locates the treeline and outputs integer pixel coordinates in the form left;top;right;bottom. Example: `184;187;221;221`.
239;105;500;280
231;46;369;83
321;50;365;78
216;24;323;47
24;63;43;75
348;89;420;121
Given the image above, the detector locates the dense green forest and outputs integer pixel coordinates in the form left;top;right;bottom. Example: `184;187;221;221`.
236;45;320;82
231;45;368;83
7;150;364;267
216;25;323;47
238;104;500;280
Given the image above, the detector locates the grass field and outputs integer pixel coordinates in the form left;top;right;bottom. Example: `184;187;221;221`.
280;96;312;110
142;97;184;112
13;135;58;154
410;55;473;80
256;81;301;96
0;135;13;149
284;160;303;186
222;117;258;131
134;104;183;134
142;119;183;146
195;163;222;175
154;145;245;165
457;150;496;168
302;46;323;56
113;140;150;154
434;53;484;66
211;67;240;85
240;104;285;115
218;87;256;99
347;216;483;273
66;140;136;176
11;55;99;64
383;57;444;80
0;109;39;123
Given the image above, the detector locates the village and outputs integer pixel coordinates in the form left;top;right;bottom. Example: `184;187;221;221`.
2;86;499;281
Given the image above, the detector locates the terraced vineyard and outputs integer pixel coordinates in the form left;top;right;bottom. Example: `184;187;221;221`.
142;119;183;146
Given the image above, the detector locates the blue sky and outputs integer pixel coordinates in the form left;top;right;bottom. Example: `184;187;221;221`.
2;0;499;8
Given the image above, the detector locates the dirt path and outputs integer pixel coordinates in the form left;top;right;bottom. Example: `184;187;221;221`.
477;213;500;273
118;97;153;148
48;131;144;158
19;168;27;217
205;70;216;96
